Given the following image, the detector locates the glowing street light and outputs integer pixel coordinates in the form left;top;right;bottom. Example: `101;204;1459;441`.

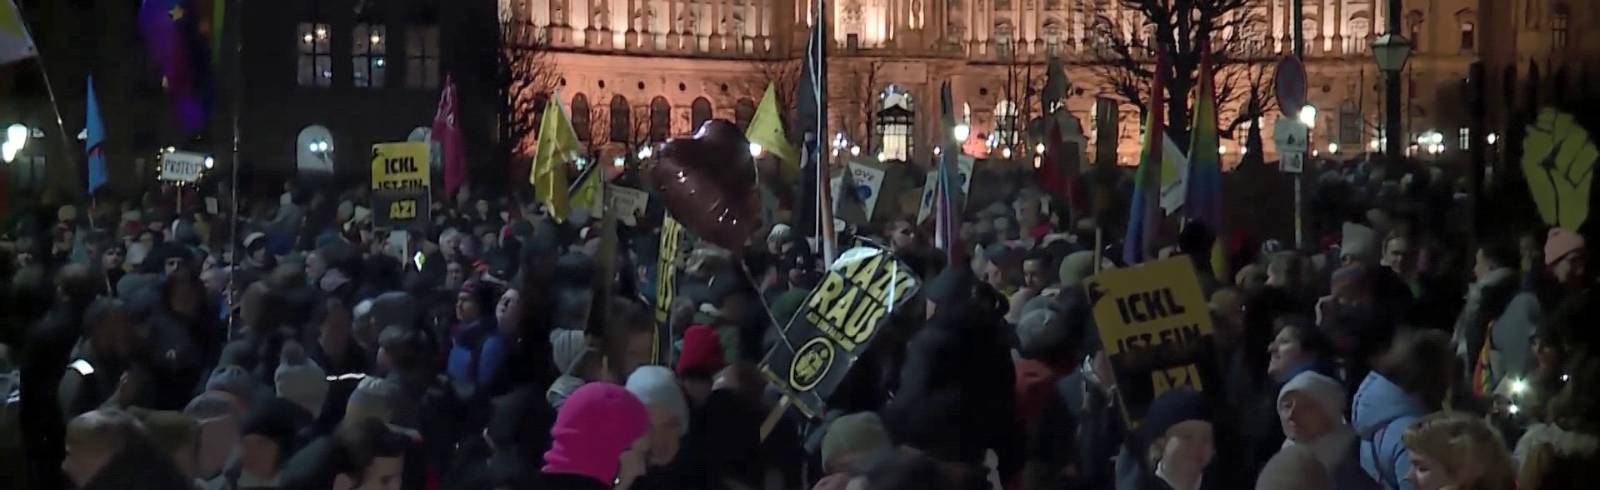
1486;132;1499;145
1328;143;1339;154
849;145;861;156
1034;143;1046;154
613;156;626;167
953;123;971;142
1298;105;1318;128
204;157;215;169
1218;145;1228;155
1000;147;1013;159
748;142;764;158
637;145;653;159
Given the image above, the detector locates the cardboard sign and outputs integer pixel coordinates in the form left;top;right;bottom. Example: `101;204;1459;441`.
370;142;431;191
916;156;974;223
760;246;921;418
1084;256;1216;427
652;216;684;365
370;142;432;228
160;151;207;182
608;185;650;227
845;160;887;220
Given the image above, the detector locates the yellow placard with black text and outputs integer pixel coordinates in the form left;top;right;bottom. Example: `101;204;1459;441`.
370;142;432;228
1085;256;1216;427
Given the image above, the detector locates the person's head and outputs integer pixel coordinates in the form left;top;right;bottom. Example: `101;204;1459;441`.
84;297;136;358
1401;412;1515;490
1015;304;1081;364
1329;264;1376;307
244;233;269;263
1544;227;1588;289
496;288;523;336
625;366;690;466
100;242;127;271
1340;223;1379;266
239;398;309;479
820;412;892;475
1057;251;1096;289
1374;329;1457;410
1235;264;1268;295
276;342;330;419
317;296;353;342
887;218;920;252
305;251;328;284
1140;389;1215;476
1266;316;1335;381
1265;251;1304;288
675;325;726;402
62;408;146;487
1255;443;1333;490
445;260;467;291
456;280;496;324
542;383;651;485
1208;288;1246;341
345;377;397;424
1022;252;1053;290
440;230;463;260
131;409;201;480
1473;242;1519;281
767;223;795;255
376;325;430;377
1381;233;1415;277
604;298;655;379
1277;371;1347;443
330;417;409;490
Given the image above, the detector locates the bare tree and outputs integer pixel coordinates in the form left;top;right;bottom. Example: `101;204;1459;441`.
749;57;803;135
1076;0;1268;149
839;59;885;152
500;20;562;161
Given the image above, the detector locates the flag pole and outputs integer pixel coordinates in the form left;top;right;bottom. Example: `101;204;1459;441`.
228;0;244;340
10;4;84;197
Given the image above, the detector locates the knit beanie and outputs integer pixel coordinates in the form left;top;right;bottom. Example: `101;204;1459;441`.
1278;371;1347;423
820;412;891;473
275;348;329;419
625;366;691;436
241;398;310;464
1058;251;1096;289
1255;443;1333;490
924;266;975;307
1137;388;1213;459
1545;227;1587;266
1006;289;1039;325
542;383;651;484
676;325;726;379
550;329;589;375
345;376;396;423
1340;223;1378;264
1015;307;1068;359
207;364;262;407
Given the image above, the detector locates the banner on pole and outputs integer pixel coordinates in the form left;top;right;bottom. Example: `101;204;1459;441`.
159;151;207;183
652;216;685;364
917;156;973;223
760;246;921;418
845;160;887;220
607;185;651;226
370;142;432;228
1085;256;1217;427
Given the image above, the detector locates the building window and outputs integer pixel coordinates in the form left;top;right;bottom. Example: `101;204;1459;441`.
734;98;756;131
1553;12;1569;49
297;22;333;87
572;93;591;142
406;25;441;89
691;97;713;131
1339;101;1362;146
1459;22;1474;51
877;85;914;162
610;95;631;143
995;100;1019;146
353;24;387;88
1459;128;1471;150
649;97;670;141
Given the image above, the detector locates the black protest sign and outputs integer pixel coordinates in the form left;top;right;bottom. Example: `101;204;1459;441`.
760;246;920;418
1084;256;1217;427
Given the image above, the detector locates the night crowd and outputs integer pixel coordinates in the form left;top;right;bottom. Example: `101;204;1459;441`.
0;153;1597;490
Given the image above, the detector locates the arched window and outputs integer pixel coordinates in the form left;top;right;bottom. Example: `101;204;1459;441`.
571;93;591;142
610;95;631;142
1553;8;1570;49
735;98;757;130
691;97;713;131
876;85;914;162
649;96;671;142
1459;22;1474;51
995;100;1020;146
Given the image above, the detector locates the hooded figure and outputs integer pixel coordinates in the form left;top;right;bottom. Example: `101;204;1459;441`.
1275;372;1378;490
1350;371;1428;490
540;383;652;490
1115;388;1216;490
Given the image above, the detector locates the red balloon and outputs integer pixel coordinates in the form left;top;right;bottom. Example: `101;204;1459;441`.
651;119;763;251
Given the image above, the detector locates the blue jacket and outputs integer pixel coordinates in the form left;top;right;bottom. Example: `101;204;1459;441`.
1351;371;1425;490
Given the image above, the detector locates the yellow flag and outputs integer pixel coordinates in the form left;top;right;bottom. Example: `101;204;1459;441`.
532;95;583;223
570;167;603;213
0;0;37;65
746;83;799;182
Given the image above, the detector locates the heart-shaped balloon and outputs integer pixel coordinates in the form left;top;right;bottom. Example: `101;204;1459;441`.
651;119;763;251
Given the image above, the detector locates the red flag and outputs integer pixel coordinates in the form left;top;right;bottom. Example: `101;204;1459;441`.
434;75;466;199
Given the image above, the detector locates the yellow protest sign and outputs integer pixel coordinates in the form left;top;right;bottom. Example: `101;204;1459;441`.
1523;108;1597;230
1084;256;1215;426
370;142;432;192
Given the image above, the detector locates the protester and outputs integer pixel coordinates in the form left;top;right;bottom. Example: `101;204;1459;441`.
539;383;651;490
1274;371;1378;489
1116;388;1215;490
61;408;193;490
1401;412;1517;490
1352;330;1457;489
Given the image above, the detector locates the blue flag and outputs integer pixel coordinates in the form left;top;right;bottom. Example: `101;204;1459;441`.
86;75;108;193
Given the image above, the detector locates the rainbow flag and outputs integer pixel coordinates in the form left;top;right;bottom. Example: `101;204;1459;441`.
1122;49;1167;266
1185;39;1228;280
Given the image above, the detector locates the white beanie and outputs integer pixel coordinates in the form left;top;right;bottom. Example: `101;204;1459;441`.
625;366;691;436
1278;371;1347;422
275;352;329;419
550;329;588;375
1340;223;1378;264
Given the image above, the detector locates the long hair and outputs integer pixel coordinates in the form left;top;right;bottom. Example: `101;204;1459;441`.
1401;412;1516;490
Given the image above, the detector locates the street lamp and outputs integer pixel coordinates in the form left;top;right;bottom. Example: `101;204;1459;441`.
1373;31;1412;171
2;124;28;163
1328;143;1339;154
637;145;653;160
953;123;971;143
748;142;764;158
1298;105;1318;128
1000;147;1013;159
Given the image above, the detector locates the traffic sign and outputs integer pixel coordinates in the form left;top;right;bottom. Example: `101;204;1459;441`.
1273;118;1309;154
1274;56;1308;116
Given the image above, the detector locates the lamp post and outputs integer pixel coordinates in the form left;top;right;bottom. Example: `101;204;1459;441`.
1373;12;1412;174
